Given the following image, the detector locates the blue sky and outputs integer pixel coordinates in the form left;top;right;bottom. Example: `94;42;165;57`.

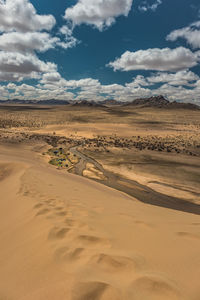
0;0;200;103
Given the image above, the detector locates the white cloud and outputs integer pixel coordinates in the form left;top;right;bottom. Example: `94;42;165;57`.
40;74;102;98
0;32;59;53
64;0;133;30
0;0;75;82
151;83;200;103
108;47;200;72
57;25;79;49
42;72;62;83
37;70;200;104
3;81;75;101
42;75;100;89
125;75;150;88
0;51;57;81
66;78;101;88
147;70;199;86
60;25;73;36
139;0;162;12
1;70;200;104
0;72;24;81
100;83;125;94
0;0;55;33
124;71;199;93
167;21;200;49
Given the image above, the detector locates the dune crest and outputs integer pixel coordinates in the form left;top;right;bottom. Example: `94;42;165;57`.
0;142;199;300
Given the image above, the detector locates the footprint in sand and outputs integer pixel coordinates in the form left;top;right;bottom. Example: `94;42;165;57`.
90;253;145;273
67;248;86;261
128;275;181;300
48;226;70;240
54;206;64;211
72;281;122;300
77;235;110;248
54;246;69;261
44;199;54;204
65;218;78;227
176;232;200;241
46;204;68;217
54;246;86;263
23;191;30;196
33;203;43;209
55;211;68;217
35;208;50;216
65;218;88;230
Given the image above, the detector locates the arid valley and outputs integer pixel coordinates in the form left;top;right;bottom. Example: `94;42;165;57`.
0;102;200;300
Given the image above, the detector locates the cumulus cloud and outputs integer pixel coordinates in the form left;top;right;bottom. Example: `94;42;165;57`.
0;0;55;33
64;0;133;30
125;75;150;88
138;0;162;12
0;0;74;82
66;78;101;89
147;70;199;86
0;32;59;53
0;0;199;104
0;72;25;81
167;21;200;49
39;71;200;104
42;72;62;83
1;70;200;104
41;74;101;92
125;71;199;91
108;47;200;72
57;25;79;49
0;51;57;81
3;82;75;101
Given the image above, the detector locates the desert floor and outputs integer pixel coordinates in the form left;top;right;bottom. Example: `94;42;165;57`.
0;104;200;300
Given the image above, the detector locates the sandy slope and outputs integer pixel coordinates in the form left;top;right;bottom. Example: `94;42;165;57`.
0;143;200;300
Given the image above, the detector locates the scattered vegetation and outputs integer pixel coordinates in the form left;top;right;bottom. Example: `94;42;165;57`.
0;105;199;158
46;147;79;170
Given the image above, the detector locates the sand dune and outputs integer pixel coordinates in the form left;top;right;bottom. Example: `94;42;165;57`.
0;143;200;300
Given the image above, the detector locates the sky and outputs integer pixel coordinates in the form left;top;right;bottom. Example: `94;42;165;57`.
0;0;200;103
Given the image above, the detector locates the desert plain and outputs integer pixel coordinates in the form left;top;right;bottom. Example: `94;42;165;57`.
0;102;200;300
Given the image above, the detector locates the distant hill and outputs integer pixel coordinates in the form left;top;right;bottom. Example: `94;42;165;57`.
124;95;200;110
0;99;70;105
72;100;104;108
37;99;70;105
100;99;123;106
0;96;199;109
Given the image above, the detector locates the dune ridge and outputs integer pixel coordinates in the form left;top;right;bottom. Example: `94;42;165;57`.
0;143;200;300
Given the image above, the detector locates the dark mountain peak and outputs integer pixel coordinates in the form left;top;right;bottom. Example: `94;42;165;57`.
147;95;169;103
72;100;104;107
130;95;169;107
124;95;199;109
